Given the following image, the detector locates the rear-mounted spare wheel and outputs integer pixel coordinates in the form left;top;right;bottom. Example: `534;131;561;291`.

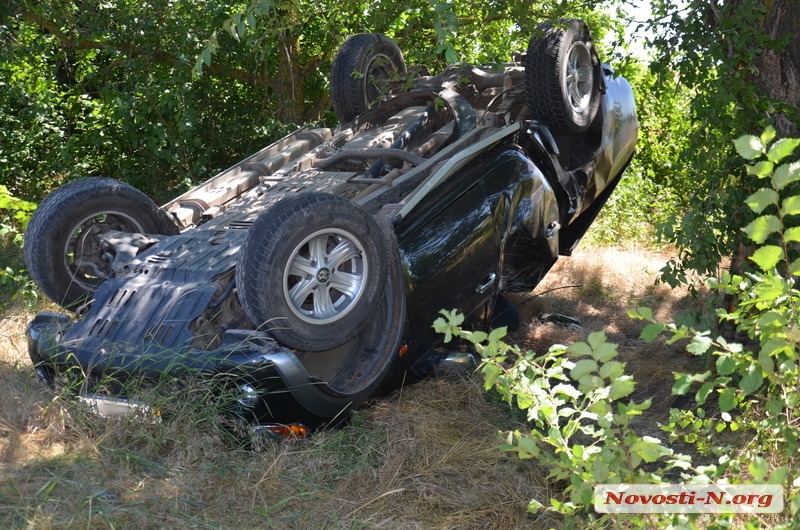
23;177;179;311
236;193;388;352
330;33;407;123
525;19;601;134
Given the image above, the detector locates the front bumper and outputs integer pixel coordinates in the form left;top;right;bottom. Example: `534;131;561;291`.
27;312;364;426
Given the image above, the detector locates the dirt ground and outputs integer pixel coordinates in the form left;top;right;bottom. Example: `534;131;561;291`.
511;247;705;419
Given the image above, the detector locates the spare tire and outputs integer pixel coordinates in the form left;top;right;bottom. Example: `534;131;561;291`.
330;33;406;123
24;177;179;310
525;19;601;134
236;193;387;352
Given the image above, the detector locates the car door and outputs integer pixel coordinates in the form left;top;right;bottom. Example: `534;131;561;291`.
396;156;500;346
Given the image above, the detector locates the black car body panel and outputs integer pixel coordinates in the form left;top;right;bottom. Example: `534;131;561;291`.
25;23;637;431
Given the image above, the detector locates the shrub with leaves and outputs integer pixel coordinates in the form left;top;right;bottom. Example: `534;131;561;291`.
0;185;36;244
0;185;37;306
630;127;800;528
434;311;694;528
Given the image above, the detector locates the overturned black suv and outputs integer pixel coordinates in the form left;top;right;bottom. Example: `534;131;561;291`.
24;20;637;436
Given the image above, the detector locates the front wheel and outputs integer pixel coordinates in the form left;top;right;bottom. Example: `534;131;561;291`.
24;177;179;310
236;193;387;351
525;19;601;134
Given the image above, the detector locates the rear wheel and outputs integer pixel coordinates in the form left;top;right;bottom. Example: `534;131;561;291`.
24;177;178;310
525;19;600;134
236;193;387;351
331;33;406;123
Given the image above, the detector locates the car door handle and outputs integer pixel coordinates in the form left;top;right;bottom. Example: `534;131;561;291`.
546;221;561;239
475;273;497;294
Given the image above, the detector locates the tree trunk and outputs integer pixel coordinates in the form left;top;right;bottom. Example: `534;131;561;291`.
752;0;800;135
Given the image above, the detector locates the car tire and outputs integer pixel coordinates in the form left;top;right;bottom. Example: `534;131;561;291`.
236;193;387;352
24;177;179;311
525;19;600;134
331;33;406;123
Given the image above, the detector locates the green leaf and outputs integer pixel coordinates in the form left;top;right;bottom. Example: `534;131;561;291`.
592;342;618;363
758;348;775;375
760;125;777;146
743;215;781;244
739;366;764;395
628;306;655;321
517;393;533;410
716;355;735;376
487;327;506;343
571;359;598;380
768;466;788;485
514;435;540;459
441;44;458;64
609;377;635;400
746;160;774;178
782;195;800;216
784;227;800;244
696;381;714;404
761;337;790;359
733;134;764;160
772;160;800;191
587;331;607;351
630;436;671;463
745;188;779;213
749;245;784;271
201;47;212;66
766;398;783;416
552;383;581;400
483;363;502;389
673;373;694;395
598;360;625;380
469;331;488;344
566;342;592;357
767;137;800;164
718;388;737;412
790;257;800;276
749;456;768;481
640;323;666;341
686;334;713;355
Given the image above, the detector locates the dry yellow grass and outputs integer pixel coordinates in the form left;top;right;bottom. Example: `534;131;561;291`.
0;245;706;529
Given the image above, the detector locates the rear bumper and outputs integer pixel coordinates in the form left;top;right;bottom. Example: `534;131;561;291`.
27;312;362;426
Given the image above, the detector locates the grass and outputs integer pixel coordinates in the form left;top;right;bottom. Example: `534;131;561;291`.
0;243;706;529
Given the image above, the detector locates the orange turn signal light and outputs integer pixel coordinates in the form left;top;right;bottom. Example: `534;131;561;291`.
265;423;310;439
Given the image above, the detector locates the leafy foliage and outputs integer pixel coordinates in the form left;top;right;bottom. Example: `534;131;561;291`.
2;0;288;200
0;185;36;307
434;311;691;527
644;0;798;285
633;130;800;528
1;0;625;208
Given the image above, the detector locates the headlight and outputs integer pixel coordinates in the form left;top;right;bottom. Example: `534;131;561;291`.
237;383;260;408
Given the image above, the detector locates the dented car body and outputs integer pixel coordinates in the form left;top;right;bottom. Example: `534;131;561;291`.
25;20;637;434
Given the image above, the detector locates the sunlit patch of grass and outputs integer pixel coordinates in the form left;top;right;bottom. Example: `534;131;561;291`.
1;245;708;528
1;325;551;528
